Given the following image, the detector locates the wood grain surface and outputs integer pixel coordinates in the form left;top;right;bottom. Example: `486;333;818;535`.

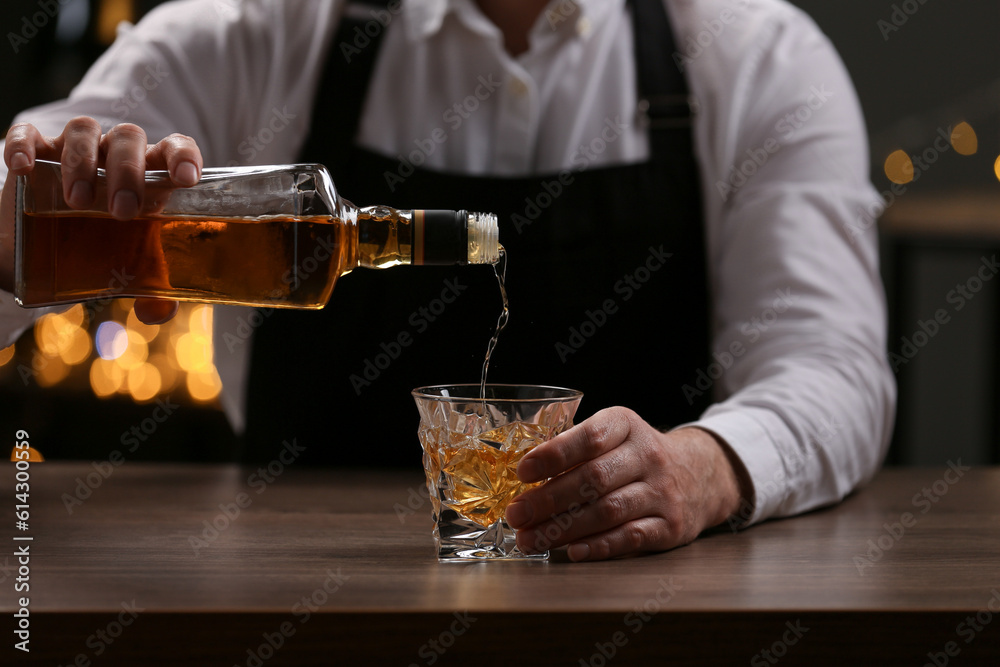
2;463;999;665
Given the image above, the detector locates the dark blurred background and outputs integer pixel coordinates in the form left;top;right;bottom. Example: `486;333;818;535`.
790;0;1000;467
0;0;998;465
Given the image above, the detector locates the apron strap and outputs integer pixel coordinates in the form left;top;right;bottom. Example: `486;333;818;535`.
629;0;698;176
298;0;394;177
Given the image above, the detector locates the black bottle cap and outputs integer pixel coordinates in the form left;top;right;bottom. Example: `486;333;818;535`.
413;209;468;265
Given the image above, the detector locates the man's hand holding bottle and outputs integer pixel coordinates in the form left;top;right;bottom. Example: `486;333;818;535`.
2;118;202;323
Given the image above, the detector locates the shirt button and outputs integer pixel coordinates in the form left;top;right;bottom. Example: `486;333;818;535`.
576;16;592;38
508;77;528;97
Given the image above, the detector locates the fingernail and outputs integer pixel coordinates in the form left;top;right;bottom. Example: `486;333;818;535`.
68;181;93;208
567;543;591;562
111;190;139;220
10;152;30;171
506;501;532;528
175;161;199;186
518;458;541;482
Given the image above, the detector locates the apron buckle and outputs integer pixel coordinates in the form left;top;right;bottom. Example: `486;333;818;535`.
636;95;698;130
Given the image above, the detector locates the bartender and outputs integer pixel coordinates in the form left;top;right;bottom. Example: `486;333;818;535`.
0;0;894;561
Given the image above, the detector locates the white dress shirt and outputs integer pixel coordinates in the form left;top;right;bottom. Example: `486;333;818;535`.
0;0;895;526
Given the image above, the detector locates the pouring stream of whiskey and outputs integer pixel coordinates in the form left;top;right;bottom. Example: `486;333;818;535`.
480;245;508;401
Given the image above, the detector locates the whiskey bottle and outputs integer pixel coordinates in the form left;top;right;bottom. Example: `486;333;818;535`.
14;160;499;309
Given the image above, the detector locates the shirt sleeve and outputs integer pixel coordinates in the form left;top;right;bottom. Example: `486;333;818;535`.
676;0;896;525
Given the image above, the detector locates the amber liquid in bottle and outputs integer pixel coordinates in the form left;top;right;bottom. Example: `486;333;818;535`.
16;205;421;309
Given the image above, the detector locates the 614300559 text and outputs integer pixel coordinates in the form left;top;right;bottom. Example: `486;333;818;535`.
12;429;34;653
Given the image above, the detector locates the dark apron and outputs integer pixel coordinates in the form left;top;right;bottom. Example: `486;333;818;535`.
242;0;711;467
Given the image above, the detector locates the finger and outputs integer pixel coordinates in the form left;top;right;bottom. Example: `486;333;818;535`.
4;123;57;172
134;298;179;325
507;442;642;529
145;133;203;186
565;516;677;562
100;124;148;220
59;117;103;209
516;407;635;483
514;481;654;554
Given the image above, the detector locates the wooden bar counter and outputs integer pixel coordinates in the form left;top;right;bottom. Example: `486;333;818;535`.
3;463;999;665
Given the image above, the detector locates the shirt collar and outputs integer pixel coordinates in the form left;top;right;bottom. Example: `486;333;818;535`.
403;0;449;41
403;0;612;42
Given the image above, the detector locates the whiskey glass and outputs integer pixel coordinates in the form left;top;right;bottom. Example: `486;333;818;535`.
412;384;583;560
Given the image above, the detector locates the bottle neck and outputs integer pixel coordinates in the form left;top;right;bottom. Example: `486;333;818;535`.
350;205;498;269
